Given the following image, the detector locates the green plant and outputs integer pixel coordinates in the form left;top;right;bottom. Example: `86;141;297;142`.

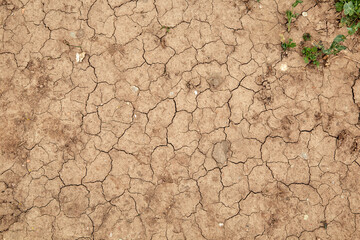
281;38;296;51
302;33;311;41
335;0;360;35
286;0;303;31
302;35;347;66
161;26;171;33
302;46;322;66
322;34;347;55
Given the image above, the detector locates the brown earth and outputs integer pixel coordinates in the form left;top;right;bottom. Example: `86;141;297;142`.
1;0;360;239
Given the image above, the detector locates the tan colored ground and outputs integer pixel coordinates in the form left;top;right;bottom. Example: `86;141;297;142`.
1;0;360;239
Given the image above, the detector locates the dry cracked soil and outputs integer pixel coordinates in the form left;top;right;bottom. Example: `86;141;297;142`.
1;0;360;239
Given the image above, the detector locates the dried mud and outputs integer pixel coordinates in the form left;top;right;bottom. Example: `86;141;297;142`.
1;0;360;239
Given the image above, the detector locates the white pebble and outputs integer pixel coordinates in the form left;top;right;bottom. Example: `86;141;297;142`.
130;86;139;92
194;90;198;95
302;12;308;17
219;222;224;227
304;215;309;220
69;32;76;38
134;114;137;118
280;63;288;72
75;52;86;63
109;232;113;237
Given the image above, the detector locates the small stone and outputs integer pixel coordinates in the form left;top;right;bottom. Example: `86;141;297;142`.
76;52;86;63
280;63;288;72
194;90;198;95
134;114;137;118
304;215;309;220
169;91;174;96
302;12;308;17
219;222;224;227
109;232;113;237
130;86;139;92
70;32;76;38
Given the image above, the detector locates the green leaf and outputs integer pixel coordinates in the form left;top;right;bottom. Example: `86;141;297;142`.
348;22;360;35
286;10;293;19
332;34;346;44
304;57;309;64
292;0;303;8
344;2;355;16
302;33;311;41
335;2;344;12
348;26;357;35
322;49;331;55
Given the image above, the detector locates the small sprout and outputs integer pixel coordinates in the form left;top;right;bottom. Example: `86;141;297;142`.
281;38;296;51
286;0;303;31
161;26;171;33
322;34;347;55
320;220;328;229
302;46;322;66
302;33;311;41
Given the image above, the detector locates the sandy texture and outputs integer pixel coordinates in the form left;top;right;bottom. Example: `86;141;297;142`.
1;0;360;239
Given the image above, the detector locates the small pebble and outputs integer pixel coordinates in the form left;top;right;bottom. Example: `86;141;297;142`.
219;222;224;227
109;232;113;237
130;86;139;92
69;32;76;38
302;12;308;17
76;52;86;63
304;215;309;220
194;90;198;95
134;114;137;118
280;63;288;72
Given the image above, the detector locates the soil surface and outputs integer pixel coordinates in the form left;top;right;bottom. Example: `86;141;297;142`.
1;0;360;239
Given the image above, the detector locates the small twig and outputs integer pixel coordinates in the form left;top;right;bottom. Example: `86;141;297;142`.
63;40;82;50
